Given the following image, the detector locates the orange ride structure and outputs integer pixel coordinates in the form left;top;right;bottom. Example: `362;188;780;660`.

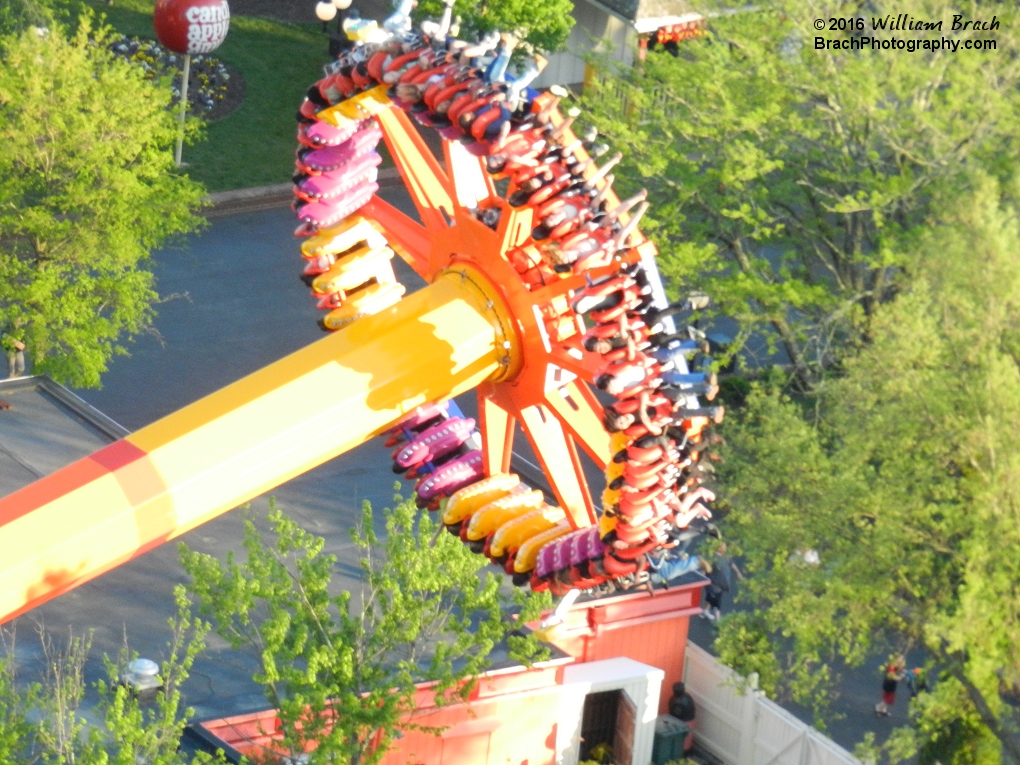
0;33;724;632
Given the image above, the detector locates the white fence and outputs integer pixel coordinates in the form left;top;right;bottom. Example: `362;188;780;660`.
683;642;861;765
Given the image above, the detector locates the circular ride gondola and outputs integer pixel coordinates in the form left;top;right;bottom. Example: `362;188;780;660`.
290;5;725;599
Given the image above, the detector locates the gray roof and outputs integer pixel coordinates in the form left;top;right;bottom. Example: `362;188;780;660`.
596;0;697;23
0;376;128;499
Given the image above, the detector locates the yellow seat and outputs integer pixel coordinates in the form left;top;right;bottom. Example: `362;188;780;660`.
301;216;387;259
442;473;522;525
466;489;545;541
322;281;405;330
312;245;395;297
514;521;572;573
489;504;566;559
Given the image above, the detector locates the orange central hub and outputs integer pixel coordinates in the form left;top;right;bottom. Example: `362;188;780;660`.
438;262;522;383
328;87;621;528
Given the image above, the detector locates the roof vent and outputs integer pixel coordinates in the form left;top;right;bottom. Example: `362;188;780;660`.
120;658;163;697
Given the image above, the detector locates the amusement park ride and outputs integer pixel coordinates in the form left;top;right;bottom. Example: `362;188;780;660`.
0;1;724;627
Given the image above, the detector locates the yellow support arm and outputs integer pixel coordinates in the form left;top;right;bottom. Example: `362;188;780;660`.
0;272;507;625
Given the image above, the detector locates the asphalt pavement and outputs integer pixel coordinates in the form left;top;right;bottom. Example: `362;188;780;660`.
22;186;431;723
14;188;910;753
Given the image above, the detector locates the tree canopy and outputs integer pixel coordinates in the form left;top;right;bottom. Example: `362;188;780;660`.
0;0;55;36
581;3;1020;759
414;0;574;54
581;0;1020;388
180;496;550;765
0;587;223;764
0;12;205;387
715;174;1020;764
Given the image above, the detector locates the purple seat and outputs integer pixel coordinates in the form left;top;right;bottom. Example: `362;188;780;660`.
298;152;381;201
535;541;556;579
537;534;577;579
297;124;382;173
303;117;370;147
296;182;378;231
395;417;476;469
550;531;583;574
416;450;483;501
571;527;603;566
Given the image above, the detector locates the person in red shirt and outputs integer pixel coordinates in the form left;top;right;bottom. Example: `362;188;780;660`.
875;655;906;716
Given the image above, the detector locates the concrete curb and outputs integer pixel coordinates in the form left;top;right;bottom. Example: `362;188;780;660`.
203;167;402;218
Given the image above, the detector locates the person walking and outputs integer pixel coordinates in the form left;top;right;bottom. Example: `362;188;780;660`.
905;667;928;697
875;655;906;716
699;543;744;621
3;333;26;379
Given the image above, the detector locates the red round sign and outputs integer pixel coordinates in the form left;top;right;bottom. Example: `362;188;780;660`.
154;0;230;55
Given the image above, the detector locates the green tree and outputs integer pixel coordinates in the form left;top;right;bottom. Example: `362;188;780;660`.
180;495;551;765
94;587;227;765
581;0;1020;388
713;612;782;698
414;0;574;54
0;634;36;762
0;586;225;763
715;174;1020;762
0;13;205;388
0;0;56;36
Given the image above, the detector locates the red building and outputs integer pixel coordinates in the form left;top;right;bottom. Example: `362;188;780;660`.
190;580;705;765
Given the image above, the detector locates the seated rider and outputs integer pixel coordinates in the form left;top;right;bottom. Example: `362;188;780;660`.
648;549;702;586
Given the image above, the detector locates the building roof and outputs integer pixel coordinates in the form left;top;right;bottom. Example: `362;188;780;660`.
634;11;703;34
595;0;697;25
0;376;128;499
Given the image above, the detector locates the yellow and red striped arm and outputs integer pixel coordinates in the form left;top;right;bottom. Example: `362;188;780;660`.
0;271;509;624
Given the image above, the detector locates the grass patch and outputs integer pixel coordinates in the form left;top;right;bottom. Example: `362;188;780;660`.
81;0;328;191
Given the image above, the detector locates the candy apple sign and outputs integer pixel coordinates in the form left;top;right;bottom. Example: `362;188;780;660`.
154;0;230;55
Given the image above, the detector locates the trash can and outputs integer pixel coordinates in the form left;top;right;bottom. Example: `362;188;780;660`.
652;714;690;765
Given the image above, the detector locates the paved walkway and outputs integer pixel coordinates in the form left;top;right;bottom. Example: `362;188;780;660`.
688;585;920;754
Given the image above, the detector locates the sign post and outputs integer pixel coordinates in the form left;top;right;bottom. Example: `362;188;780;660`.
175;53;191;165
154;0;231;166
